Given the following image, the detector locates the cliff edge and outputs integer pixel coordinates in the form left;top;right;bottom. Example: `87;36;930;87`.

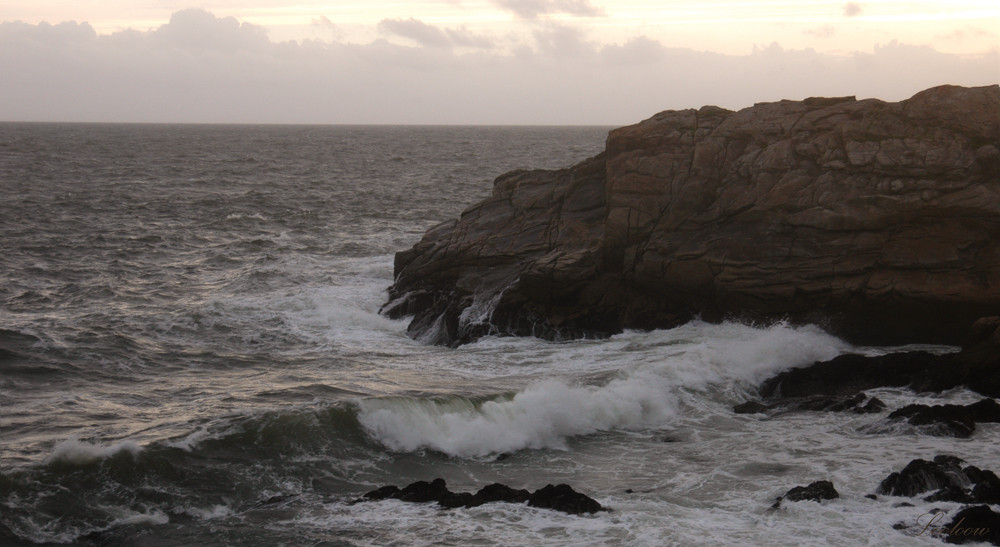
383;84;1000;346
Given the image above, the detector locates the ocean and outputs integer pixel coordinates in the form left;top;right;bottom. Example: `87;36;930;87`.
1;122;996;546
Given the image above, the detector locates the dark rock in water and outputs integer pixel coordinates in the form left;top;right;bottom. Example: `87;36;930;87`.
734;392;884;415
756;319;1000;401
855;397;887;414
733;401;770;414
398;478;452;503
888;404;977;438
362;485;400;501
438;491;475;509
961;317;1000;398
942;505;1000;546
967;399;1000;422
886;399;1000;438
878;456;967;498
967;467;1000;504
771;480;839;508
356;480;601;515
877;456;1000;505
528;484;603;515
384;85;1000;347
467;483;531;508
759;352;950;399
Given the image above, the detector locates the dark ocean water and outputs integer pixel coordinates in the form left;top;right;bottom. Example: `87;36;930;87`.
1;123;996;546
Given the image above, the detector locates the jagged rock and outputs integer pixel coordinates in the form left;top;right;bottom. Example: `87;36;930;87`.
771;480;839;509
467;483;531;508
356;480;600;515
734;393;884;415
527;484;603;515
967;468;1000;504
397;478;452;503
942;505;1000;545
887;399;1000;438
362;485;400;501
733;401;770;414
878;456;967;498
877;456;1000;504
385;85;1000;347
756;321;1000;400
856;397;887;414
759;352;953;398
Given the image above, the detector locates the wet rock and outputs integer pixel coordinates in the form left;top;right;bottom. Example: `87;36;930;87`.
771;480;839;508
356;480;601;515
877;456;1000;504
734;393;885;415
527;484;603;515
855;397;887;414
966;467;1000;504
733;401;770;414
756;319;1000;401
397;478;452;503
467;483;531;508
362;485;400;501
889;404;975;438
886;399;1000;438
942;505;1000;545
386;85;1000;347
759;352;951;399
878;456;967;498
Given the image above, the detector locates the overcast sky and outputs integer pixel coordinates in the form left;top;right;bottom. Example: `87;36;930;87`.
2;1;997;124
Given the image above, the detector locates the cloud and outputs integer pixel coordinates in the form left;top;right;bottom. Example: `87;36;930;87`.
492;0;606;20
378;17;494;49
936;26;996;42
1;11;996;125
532;23;595;58
599;36;666;66
804;24;836;38
152;8;269;51
378;18;452;48
843;3;862;17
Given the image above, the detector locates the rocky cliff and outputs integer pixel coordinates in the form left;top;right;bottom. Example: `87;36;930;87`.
383;84;1000;346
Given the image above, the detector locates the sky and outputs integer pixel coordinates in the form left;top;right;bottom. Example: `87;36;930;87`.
1;1;997;124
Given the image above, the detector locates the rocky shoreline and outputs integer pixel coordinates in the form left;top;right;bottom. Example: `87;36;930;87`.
735;316;1000;544
383;84;999;347
379;84;1000;545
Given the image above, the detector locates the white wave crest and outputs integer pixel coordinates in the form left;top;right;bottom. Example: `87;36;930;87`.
356;371;677;458
45;437;142;466
356;320;851;458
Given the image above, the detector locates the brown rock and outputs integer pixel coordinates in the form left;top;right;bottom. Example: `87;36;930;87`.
384;85;1000;346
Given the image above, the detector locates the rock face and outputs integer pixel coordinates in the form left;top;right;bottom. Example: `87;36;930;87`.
384;85;1000;346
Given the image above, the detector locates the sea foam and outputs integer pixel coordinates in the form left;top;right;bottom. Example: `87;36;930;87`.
356;320;850;458
45;437;142;466
357;371;677;457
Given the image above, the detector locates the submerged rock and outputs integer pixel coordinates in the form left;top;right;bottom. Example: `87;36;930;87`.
385;85;1000;347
